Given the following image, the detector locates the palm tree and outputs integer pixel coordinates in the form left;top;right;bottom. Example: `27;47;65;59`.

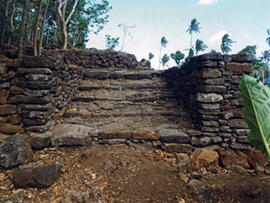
221;34;235;54
118;24;136;51
158;36;168;69
161;54;170;69
148;52;154;60
266;29;270;47
145;52;154;68
195;39;208;55
186;18;200;50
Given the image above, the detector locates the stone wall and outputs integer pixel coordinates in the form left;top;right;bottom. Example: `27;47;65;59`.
0;50;254;152
0;54;82;140
43;49;139;70
0;49;140;141
163;53;253;150
0;60;24;137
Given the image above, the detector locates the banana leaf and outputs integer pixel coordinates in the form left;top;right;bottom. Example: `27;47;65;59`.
239;74;270;160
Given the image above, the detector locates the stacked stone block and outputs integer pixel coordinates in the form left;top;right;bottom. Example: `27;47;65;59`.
0;50;255;152
0;62;24;136
163;53;253;150
0;54;82;140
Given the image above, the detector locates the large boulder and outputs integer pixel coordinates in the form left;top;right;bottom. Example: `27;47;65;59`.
218;148;250;169
0;134;33;169
51;124;98;146
11;164;62;188
191;149;219;168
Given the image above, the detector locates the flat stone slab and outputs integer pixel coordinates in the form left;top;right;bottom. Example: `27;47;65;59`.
159;128;191;143
51;124;98;146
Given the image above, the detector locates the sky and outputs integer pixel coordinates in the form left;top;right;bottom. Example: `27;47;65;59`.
86;0;270;69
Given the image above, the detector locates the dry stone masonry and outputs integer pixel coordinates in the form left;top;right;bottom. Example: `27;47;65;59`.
163;53;253;150
0;50;253;153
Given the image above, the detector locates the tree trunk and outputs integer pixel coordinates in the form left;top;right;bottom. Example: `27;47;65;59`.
190;33;193;50
62;23;68;49
24;2;32;46
120;30;126;51
33;0;43;56
18;0;30;58
8;1;15;46
38;0;50;56
57;0;78;49
1;0;10;45
158;45;162;69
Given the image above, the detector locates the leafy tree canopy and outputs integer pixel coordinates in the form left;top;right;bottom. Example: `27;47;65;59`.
239;45;257;57
105;34;119;50
0;0;112;50
170;51;185;66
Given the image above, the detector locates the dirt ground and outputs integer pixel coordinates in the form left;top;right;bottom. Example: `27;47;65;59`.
1;144;270;203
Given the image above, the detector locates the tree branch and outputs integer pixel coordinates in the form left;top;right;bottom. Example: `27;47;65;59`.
65;0;78;24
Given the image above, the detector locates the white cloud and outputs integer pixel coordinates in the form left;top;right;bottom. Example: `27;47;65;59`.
208;30;228;44
198;0;218;5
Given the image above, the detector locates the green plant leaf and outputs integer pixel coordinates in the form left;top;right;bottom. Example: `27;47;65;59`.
239;74;270;160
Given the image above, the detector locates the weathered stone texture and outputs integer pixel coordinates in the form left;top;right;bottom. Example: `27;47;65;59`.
0;134;33;169
0;51;253;152
0;104;16;115
163;53;252;150
51;124;97;146
11;164;62;188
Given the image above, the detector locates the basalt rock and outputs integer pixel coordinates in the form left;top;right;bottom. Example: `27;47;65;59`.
0;134;33;169
11;164;62;188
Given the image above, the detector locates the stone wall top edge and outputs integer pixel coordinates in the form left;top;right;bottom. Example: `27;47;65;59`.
42;48;138;58
190;53;254;63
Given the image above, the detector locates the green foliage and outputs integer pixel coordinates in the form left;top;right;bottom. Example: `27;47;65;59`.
159;36;168;69
239;74;270;160
186;18;200;49
239;45;257;57
251;58;269;82
184;48;195;63
170;51;185;66
161;36;168;48
161;54;170;68
195;39;208;55
261;50;270;65
221;33;235;54
148;52;154;60
145;60;151;68
105;34;119;50
0;0;112;49
186;18;200;35
210;49;217;53
188;48;194;58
